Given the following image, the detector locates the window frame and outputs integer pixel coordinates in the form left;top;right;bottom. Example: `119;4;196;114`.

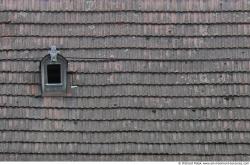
40;54;68;96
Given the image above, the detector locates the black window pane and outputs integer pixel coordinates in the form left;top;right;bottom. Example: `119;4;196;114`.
47;64;61;83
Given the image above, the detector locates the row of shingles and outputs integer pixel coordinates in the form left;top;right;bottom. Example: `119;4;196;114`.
0;142;249;155
0;129;250;143
5;131;247;144
0;118;249;132
1;36;249;50
73;72;250;85
1;84;250;97
0;72;39;84
2;11;250;24
1;49;250;61
0;95;248;109
0;60;249;73
3;24;250;37
1;72;250;85
0;0;248;12
0;154;248;161
1;107;250;121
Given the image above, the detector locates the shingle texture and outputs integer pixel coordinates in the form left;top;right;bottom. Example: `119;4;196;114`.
0;0;250;161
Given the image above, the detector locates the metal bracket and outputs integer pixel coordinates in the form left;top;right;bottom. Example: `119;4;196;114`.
48;46;60;62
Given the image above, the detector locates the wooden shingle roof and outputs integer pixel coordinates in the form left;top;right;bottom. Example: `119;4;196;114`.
0;0;250;161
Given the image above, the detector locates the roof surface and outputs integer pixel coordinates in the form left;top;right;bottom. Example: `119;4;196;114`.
0;0;250;161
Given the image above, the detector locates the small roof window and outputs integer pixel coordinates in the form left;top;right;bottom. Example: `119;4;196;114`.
40;46;68;96
47;64;61;84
